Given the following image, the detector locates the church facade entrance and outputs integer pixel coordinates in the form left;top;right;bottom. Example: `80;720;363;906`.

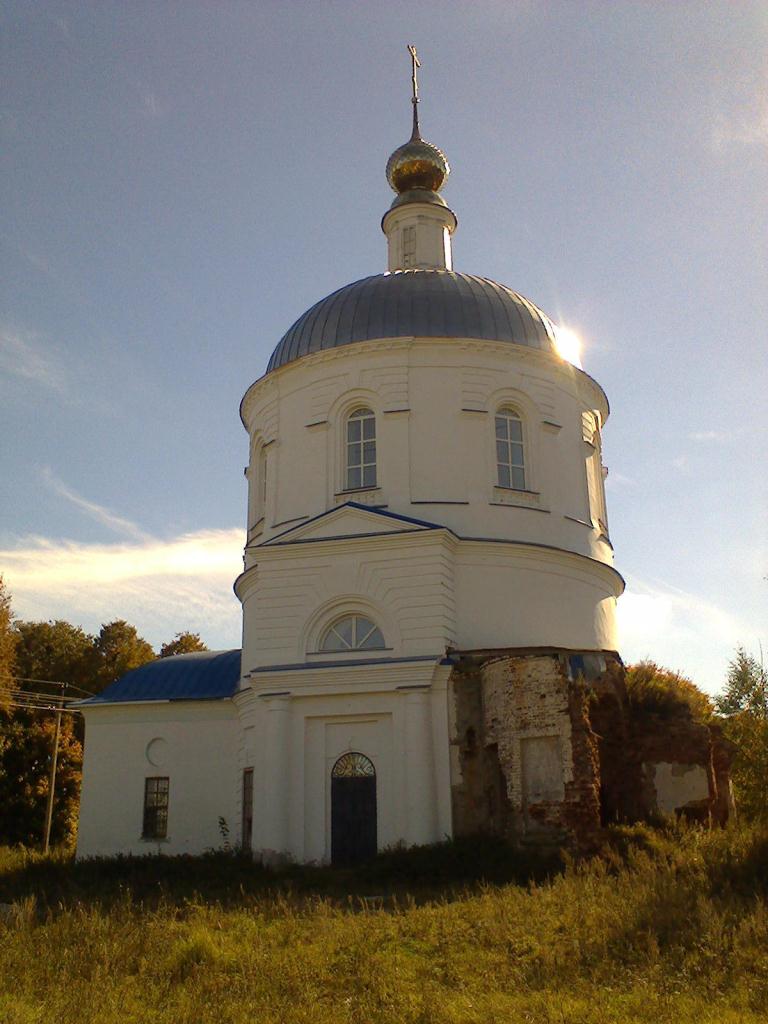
330;752;377;866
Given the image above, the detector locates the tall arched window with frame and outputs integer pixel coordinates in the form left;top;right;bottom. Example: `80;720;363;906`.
345;408;376;490
587;424;608;533
248;443;268;533
258;445;268;518
495;408;526;490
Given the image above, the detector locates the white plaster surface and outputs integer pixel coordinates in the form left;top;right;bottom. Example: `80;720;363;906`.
521;736;565;805
650;762;710;815
77;701;239;858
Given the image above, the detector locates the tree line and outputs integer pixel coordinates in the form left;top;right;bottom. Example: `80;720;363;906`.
0;576;207;846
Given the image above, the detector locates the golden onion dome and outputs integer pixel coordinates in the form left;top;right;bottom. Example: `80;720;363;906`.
386;134;450;194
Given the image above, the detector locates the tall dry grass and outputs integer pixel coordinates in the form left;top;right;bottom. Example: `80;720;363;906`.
1;824;767;1024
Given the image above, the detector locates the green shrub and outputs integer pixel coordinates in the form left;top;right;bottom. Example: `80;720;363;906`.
626;660;714;722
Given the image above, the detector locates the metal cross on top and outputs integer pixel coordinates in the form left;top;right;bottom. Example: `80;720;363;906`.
408;44;421;104
407;44;422;138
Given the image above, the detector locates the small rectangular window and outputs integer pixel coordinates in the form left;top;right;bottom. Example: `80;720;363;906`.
242;768;254;852
142;776;169;839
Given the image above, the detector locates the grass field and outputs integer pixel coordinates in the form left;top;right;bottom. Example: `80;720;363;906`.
1;824;767;1024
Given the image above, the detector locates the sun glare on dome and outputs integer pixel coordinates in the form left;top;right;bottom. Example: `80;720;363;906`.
553;325;583;368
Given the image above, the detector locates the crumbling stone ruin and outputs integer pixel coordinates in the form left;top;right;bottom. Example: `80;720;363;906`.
449;650;735;852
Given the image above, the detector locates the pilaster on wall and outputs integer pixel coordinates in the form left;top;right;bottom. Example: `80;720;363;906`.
259;695;292;860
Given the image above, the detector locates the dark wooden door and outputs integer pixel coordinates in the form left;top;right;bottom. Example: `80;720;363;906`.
331;753;377;866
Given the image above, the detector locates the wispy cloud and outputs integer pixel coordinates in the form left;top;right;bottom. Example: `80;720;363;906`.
41;468;152;542
688;430;729;443
1;528;244;649
2;529;243;589
617;576;761;694
604;471;637;490
0;327;67;394
710;71;768;153
3;472;243;647
712;107;768;151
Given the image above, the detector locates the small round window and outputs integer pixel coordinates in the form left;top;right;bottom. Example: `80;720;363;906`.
320;615;385;653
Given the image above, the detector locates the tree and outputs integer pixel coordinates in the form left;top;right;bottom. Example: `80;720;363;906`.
0;577;16;708
716;647;768;718
0;704;82;846
159;631;208;658
14;619;96;693
715;646;768;822
92;620;155;692
0;607;87;847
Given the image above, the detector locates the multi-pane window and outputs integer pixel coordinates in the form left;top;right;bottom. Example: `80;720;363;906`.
259;447;268;516
320;615;385;653
345;409;376;490
242;768;254;852
587;427;608;532
142;777;169;839
495;409;526;490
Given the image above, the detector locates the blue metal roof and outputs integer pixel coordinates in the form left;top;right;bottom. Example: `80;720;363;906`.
81;650;241;705
266;270;559;372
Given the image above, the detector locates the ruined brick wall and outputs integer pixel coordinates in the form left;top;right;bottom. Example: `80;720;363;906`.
449;648;735;853
630;716;736;825
449;662;512;837
450;652;605;852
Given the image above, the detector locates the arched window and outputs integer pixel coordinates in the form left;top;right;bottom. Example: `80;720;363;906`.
248;444;268;531
259;446;268;515
332;752;376;778
587;426;608;532
345;408;376;490
320;614;385;653
495;408;526;490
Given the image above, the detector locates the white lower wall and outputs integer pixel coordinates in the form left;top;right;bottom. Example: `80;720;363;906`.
237;661;452;864
77;700;240;859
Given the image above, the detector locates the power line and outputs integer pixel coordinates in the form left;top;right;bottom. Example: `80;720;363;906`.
0;675;96;696
7;688;80;703
5;700;81;715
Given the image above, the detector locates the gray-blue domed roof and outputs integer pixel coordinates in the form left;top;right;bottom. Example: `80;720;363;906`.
267;270;558;373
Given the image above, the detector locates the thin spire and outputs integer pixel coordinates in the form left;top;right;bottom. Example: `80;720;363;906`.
408;44;421;139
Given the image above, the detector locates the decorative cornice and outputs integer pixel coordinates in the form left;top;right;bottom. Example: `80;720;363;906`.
240;334;609;427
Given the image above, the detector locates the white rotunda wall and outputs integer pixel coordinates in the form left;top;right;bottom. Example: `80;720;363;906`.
241;336;611;561
237;336;621;665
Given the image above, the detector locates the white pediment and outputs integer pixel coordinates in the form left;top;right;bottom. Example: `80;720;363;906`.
263;502;439;545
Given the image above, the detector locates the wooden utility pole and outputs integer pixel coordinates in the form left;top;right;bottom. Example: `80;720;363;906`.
42;682;65;853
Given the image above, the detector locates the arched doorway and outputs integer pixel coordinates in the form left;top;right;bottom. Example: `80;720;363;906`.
331;752;377;866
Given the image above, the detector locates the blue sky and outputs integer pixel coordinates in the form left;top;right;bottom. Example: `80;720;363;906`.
1;1;766;693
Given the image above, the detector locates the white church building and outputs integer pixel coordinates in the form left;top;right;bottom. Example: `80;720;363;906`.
79;63;720;865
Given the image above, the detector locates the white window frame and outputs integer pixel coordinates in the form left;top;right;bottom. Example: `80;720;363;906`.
344;408;377;491
495;407;526;490
258;446;268;518
319;614;385;653
588;427;609;533
247;442;268;535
